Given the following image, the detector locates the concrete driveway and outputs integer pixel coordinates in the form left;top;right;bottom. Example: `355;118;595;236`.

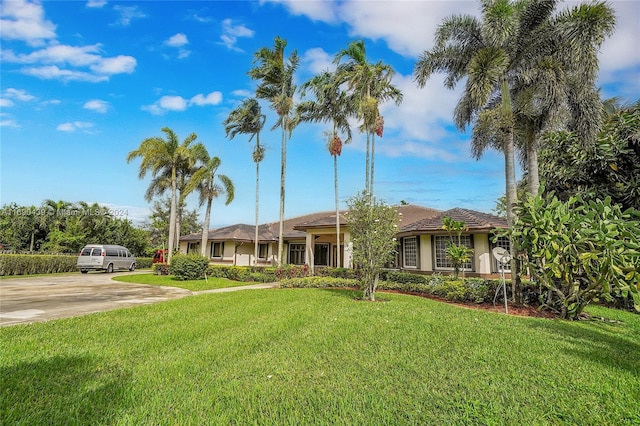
0;271;192;327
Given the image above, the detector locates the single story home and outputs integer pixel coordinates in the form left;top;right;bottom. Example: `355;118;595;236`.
179;204;510;277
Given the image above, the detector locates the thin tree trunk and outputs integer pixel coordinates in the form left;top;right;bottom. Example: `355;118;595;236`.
254;161;260;266
365;133;371;192
501;77;520;304
200;198;212;257
175;201;182;254
278;127;287;267
370;132;375;195
334;154;341;268
168;171;177;264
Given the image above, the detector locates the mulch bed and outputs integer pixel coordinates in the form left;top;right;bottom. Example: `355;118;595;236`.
379;289;558;319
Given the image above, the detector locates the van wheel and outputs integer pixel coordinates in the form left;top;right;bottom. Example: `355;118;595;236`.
129;263;136;272
107;263;114;273
81;270;88;274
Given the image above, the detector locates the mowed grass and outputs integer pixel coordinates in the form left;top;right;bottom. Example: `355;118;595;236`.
1;289;638;425
112;272;256;291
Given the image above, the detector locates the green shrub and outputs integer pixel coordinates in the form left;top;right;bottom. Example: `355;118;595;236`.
0;254;78;276
136;257;153;269
153;263;169;276
280;276;358;289
384;271;428;285
170;254;210;281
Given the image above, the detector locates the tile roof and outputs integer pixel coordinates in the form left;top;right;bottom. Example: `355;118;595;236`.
292;204;441;231
399;208;508;234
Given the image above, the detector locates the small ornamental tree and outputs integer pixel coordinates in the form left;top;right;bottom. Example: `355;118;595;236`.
346;191;399;301
442;216;474;279
512;193;640;319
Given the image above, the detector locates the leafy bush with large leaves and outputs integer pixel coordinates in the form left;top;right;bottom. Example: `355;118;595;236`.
512;194;640;319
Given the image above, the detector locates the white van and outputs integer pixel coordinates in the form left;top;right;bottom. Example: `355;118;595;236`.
77;244;136;273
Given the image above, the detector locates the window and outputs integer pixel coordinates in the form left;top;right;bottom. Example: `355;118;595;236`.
434;235;473;270
314;243;329;266
403;237;418;268
187;243;200;254
289;244;305;265
210;242;224;258
491;235;511;272
258;243;268;259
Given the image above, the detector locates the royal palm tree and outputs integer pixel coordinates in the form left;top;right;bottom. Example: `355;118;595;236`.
127;127;200;263
224;98;266;265
184;149;235;257
334;40;403;194
298;70;355;268
249;36;299;266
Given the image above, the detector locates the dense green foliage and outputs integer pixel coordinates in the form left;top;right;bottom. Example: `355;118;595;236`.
2;290;637;424
0;254;77;276
169;254;210;281
347;191;399;301
539;105;640;210
512;194;640;319
0;200;151;255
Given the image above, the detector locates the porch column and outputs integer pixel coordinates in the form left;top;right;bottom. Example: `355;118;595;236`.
306;232;314;275
343;231;353;269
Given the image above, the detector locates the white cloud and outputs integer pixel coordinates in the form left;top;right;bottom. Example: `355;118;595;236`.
165;33;188;47
112;5;146;27
143;91;223;115
301;48;335;75
0;0;57;46
3;88;36;102
190;91;223;106
220;18;254;51
0;118;20;128
86;0;107;8
3;44;137;81
84;99;109;113
57;121;94;132
0;99;15;108
261;0;337;23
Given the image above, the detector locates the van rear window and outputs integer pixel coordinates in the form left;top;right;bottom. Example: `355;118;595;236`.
80;248;93;256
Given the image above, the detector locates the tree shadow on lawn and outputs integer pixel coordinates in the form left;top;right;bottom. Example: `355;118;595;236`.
319;288;393;302
1;354;132;424
528;319;640;376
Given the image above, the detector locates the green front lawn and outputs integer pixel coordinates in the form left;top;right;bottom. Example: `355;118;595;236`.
112;273;255;292
1;289;638;424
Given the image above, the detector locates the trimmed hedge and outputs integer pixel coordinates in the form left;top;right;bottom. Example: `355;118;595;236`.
0;254;78;276
280;276;359;289
170;254;210;281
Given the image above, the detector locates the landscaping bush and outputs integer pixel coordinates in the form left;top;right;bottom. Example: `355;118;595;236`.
0;254;77;276
280;276;358;289
136;257;153;269
153;263;169;276
170;254;210;281
383;271;428;285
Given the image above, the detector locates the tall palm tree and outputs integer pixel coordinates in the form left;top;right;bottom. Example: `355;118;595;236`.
334;40;403;194
126;127;200;264
470;1;615;196
249;36;299;266
413;0;555;301
184;149;235;257
224;98;266;265
298;70;354;268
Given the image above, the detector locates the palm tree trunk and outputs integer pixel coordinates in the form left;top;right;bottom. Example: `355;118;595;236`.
175;201;182;254
501;77;520;304
168;171;177;264
370;132;375;195
365;133;371;192
334;154;341;268
277;127;287;267
200;198;212;257
254;161;260;266
526;133;540;195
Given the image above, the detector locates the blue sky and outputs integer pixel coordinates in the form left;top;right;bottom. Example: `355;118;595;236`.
1;0;639;227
